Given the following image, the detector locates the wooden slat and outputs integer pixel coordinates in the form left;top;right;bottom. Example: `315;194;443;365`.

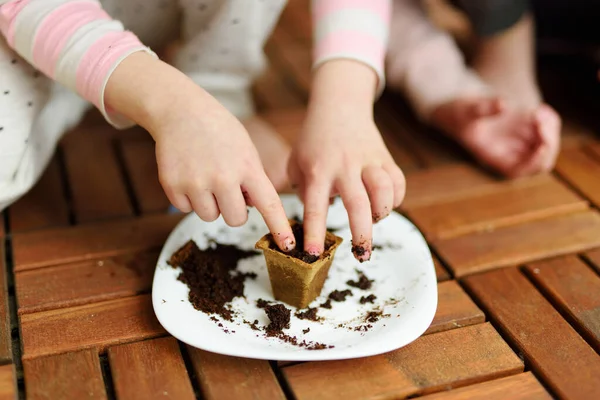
374;108;422;172
16;250;157;314
119;138;170;214
524;256;600;352
403;164;498;209
555;146;600;207
23;349;106;400
408;174;587;240
61;127;133;223
187;347;285;400
20;294;165;359
0;213;4;237
0;364;15;400
435;210;600;277
12;213;182;271
433;254;451;281
9;155;70;232
108;337;195;400
376;99;467;167
464;268;600;399
426;281;484;334
420;372;551;400
0;244;11;363
583;248;600;274
283;323;522;400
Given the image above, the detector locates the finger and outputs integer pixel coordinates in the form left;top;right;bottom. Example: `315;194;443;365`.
362;166;394;223
510;116;547;177
338;177;373;262
164;187;193;213
470;97;505;118
302;177;332;256
383;163;406;209
244;175;295;252
535;104;562;171
188;189;219;221
214;183;248;227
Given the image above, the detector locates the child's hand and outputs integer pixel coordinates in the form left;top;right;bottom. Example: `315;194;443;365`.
289;61;405;262
105;52;295;251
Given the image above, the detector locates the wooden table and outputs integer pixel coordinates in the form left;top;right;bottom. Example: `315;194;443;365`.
1;3;599;399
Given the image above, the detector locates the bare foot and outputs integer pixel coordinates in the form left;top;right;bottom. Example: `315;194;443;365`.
243;116;292;192
432;97;561;177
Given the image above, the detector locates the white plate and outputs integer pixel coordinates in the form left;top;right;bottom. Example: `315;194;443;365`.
152;195;437;361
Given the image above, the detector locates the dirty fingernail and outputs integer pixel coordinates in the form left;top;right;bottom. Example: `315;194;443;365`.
305;244;322;256
282;237;296;252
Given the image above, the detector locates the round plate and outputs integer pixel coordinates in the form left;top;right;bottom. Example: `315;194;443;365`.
152;195;437;361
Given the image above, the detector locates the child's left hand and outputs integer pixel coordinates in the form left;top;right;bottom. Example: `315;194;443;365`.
288;60;405;262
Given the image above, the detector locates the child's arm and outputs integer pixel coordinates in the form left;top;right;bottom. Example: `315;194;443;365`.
0;0;295;251
290;0;405;262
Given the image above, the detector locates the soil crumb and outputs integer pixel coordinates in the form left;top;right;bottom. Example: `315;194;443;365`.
295;307;320;321
347;270;373;290
360;294;377;304
328;289;353;302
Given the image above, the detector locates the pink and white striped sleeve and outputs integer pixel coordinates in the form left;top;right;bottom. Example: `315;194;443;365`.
0;0;156;129
311;0;391;95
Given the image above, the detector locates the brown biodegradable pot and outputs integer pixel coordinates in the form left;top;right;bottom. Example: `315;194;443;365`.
255;222;343;309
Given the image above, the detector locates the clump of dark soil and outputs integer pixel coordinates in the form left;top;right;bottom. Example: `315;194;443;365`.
328;289;353;302
360;294;377;304
257;299;291;335
319;299;332;309
346;270;373;290
295;307;320;321
168;240;258;321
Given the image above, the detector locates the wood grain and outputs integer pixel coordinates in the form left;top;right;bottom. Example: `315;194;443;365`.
9;156;70;232
12;213;182;271
582;248;600;274
426;280;485;334
464;267;600;399
433;254;451;281
0;245;11;363
0;364;15;400
408;174;587;240
16;250;157;314
23;349;106;400
187;347;285;400
402;164;498;209
525;256;600;352
20;295;165;359
119;138;170;214
283;323;522;399
435;210;600;277
108;337;195;400
420;372;551;400
61;127;133;223
555;146;600;207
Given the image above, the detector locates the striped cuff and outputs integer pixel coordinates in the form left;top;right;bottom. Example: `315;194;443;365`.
312;0;390;96
0;0;156;129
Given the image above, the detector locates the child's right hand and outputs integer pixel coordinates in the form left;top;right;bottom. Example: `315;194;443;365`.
105;52;295;252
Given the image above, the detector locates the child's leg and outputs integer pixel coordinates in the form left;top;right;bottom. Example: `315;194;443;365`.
453;0;540;108
386;0;560;177
0;38;89;211
172;0;291;192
